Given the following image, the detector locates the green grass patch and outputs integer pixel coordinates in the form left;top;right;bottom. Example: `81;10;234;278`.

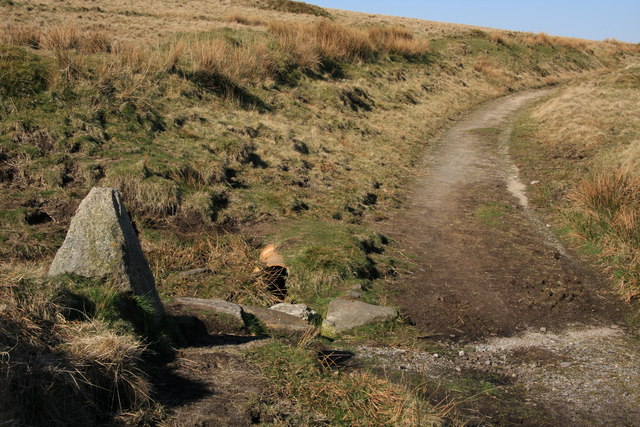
474;202;509;226
0;44;50;98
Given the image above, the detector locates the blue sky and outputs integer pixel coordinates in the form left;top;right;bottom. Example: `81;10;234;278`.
311;1;640;43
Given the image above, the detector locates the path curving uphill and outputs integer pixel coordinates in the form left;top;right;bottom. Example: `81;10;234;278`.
381;90;640;424
388;90;623;340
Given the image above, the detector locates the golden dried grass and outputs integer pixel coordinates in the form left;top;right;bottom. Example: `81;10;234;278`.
0;24;42;48
570;168;640;299
268;19;429;68
190;36;276;83
473;58;503;79
488;30;509;45
1;286;152;425
522;32;589;50
224;13;267;27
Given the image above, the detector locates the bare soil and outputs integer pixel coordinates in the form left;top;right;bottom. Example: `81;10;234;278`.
379;90;640;424
386;90;625;341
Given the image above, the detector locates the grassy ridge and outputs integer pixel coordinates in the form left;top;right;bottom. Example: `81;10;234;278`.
510;66;640;302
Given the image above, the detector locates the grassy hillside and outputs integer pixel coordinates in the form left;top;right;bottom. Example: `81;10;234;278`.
1;0;639;423
510;65;640;305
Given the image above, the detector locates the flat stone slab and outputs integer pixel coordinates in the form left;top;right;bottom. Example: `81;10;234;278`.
173;297;244;320
269;303;317;322
243;305;311;334
322;298;397;337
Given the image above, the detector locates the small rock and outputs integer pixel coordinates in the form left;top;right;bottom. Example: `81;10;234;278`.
174;297;243;320
345;290;362;299
530;180;540;185
433;353;440;358
243;305;310;334
321;298;397;337
458;350;465;357
269;303;317;322
560;362;572;368
540;327;547;332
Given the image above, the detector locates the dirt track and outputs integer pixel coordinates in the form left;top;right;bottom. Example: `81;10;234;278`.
388;90;624;341
383;90;640;424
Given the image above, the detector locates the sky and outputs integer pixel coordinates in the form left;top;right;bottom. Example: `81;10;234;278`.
311;0;640;43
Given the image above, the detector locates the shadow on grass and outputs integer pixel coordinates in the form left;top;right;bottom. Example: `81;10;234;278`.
180;70;272;112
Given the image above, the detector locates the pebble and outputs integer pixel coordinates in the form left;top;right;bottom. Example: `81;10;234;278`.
540;327;547;332
458;350;465;357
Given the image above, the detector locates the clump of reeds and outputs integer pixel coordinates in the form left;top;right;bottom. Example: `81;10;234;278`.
569;168;640;299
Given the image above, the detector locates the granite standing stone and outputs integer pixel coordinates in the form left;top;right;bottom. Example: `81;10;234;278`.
48;187;163;317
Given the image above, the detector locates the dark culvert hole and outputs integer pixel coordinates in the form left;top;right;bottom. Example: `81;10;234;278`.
25;210;52;225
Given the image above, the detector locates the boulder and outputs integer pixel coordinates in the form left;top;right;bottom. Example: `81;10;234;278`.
173;297;243;321
321;298;397;337
48;187;163;317
243;305;310;334
269;303;317;322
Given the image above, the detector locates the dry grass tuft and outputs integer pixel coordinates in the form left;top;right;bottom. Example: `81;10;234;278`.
569;168;640;298
190;36;276;83
42;26;82;51
80;31;113;54
368;25;430;57
224;13;267;27
522;32;589;50
0;24;42;48
0;285;153;425
268;20;429;68
488;30;509;45
473;58;503;79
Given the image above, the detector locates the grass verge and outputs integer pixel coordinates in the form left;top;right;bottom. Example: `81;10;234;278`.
510;66;640;301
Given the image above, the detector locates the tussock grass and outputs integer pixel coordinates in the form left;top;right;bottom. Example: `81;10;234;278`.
1;24;113;53
0;280;156;425
224;13;267;27
570;168;640;299
249;340;441;425
522;32;590;50
269;20;429;66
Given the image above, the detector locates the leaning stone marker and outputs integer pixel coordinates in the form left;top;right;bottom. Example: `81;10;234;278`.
321;298;397;338
48;187;164;317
